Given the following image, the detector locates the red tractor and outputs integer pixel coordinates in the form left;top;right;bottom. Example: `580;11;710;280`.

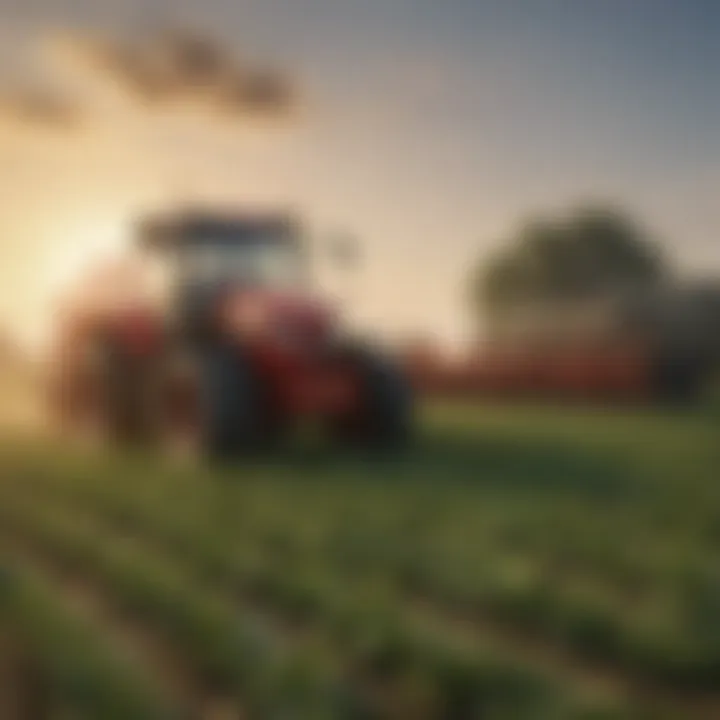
49;210;413;460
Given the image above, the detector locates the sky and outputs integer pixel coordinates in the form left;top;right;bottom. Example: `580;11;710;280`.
0;0;717;348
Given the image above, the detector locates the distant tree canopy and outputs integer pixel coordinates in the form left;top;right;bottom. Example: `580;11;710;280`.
468;206;720;396
473;206;668;326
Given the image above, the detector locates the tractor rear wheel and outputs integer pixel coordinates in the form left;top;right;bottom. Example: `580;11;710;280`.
64;334;149;449
331;345;413;451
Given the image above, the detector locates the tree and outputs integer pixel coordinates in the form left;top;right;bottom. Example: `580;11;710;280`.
472;206;668;333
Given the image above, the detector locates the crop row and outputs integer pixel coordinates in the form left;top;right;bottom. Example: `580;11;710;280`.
0;480;636;719
0;497;353;718
0;560;177;720
11;456;720;697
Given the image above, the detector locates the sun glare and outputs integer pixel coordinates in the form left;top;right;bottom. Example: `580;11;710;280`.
42;214;132;301
10;213;137;353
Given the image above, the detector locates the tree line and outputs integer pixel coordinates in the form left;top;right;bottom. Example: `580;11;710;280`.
468;205;720;396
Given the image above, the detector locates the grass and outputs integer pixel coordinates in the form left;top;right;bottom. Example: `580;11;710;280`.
0;398;718;718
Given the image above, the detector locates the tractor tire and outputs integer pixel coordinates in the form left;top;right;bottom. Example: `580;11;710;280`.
200;345;258;459
64;333;148;449
332;345;413;451
153;344;275;463
652;347;707;406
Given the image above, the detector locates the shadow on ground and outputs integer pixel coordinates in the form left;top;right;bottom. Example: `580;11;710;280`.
220;427;638;500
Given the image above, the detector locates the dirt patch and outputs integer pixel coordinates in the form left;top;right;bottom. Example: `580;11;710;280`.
0;627;50;720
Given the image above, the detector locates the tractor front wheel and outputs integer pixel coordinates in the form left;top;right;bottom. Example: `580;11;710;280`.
152;344;273;463
331;346;413;451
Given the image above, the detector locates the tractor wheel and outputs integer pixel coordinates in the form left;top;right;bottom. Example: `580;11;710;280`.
153;344;275;463
64;334;147;449
652;348;706;406
332;345;413;451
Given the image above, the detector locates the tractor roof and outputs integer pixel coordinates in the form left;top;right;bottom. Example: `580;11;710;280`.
138;209;299;250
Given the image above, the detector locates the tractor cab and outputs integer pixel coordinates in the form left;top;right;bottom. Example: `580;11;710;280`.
139;211;307;293
138;210;315;341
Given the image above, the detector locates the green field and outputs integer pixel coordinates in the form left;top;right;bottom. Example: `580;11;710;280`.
0;401;718;719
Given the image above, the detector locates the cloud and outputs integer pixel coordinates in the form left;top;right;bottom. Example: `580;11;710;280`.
0;26;297;137
51;28;297;120
0;86;83;131
216;70;296;118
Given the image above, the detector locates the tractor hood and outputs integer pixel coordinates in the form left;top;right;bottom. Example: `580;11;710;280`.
219;288;338;347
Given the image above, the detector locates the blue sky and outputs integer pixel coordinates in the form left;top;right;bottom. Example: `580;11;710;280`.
0;0;717;343
200;0;718;255
224;0;719;337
